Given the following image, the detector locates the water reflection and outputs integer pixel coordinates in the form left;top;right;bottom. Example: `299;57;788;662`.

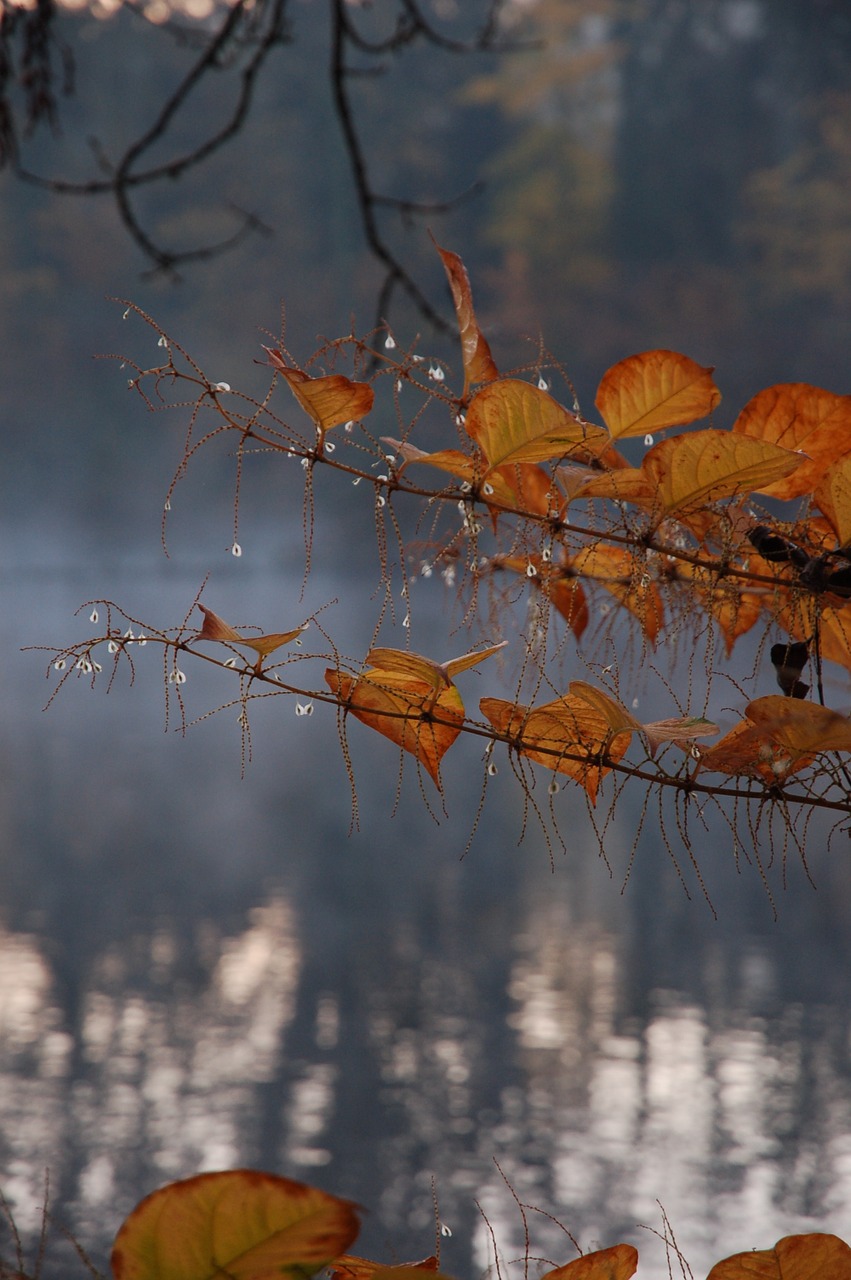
3;567;851;1278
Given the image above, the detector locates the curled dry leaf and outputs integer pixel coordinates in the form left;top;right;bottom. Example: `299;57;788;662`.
264;348;375;435
540;1242;639;1280
388;440;556;518
432;237;499;397
732;382;851;500
197;605;306;672
480;691;632;805
706;1231;851;1280
594;349;721;440
110;1169;360;1280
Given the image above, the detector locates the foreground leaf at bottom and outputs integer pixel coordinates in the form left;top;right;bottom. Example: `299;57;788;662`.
111;1169;361;1280
706;1231;851;1279
540;1242;638;1280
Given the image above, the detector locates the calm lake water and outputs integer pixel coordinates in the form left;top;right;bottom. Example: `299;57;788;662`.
3;549;851;1279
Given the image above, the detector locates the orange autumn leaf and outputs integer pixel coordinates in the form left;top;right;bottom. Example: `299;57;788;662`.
479;692;632;804
110;1170;360;1280
732;382;851;499
433;238;499;397
389;439;557;519
197;605;307;670
745;694;851;757
694;719;810;784
465;379;610;473
814;452;851;548
567;544;664;646
540;1243;638;1280
264;349;374;435
706;1231;851;1280
595;349;721;440
325;666;465;790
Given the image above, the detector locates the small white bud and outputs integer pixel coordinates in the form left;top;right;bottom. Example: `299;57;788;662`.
54;659;66;671
384;334;397;350
231;542;242;558
89;609;99;624
644;434;654;447
158;335;168;348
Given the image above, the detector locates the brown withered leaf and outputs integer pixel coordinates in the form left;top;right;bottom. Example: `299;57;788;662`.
707;1231;851;1280
540;1243;638;1280
480;692;632;804
197;605;306;672
432;238;499;397
326;666;465;790
264;349;374;435
639;715;719;757
595;349;721;440
331;1256;440;1280
732;382;851;500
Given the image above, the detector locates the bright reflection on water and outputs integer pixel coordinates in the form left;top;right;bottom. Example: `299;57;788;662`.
3;561;851;1277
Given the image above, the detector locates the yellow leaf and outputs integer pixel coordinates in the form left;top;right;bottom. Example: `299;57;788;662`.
110;1170;360;1280
432;239;499;397
732;382;851;499
264;350;374;435
326;667;464;790
706;1231;851;1280
814;453;851;548
569;681;641;737
465;380;610;473
363;642;506;691
595;349;721;440
480;692;631;805
642;430;801;514
540;1243;638;1280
